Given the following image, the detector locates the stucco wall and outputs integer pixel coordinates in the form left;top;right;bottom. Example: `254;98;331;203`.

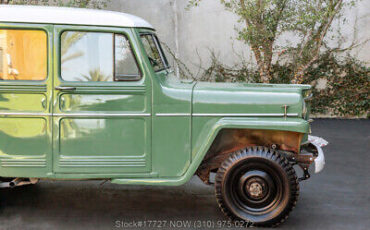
106;0;370;77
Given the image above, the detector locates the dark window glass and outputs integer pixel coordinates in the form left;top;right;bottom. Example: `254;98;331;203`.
140;34;168;72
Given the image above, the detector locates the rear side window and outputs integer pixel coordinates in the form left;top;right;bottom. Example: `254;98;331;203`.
61;31;140;82
0;29;47;81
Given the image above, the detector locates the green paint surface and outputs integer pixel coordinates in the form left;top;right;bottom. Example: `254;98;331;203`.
0;23;311;185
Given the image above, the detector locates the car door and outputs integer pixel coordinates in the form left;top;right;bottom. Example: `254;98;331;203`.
0;24;53;178
52;26;151;175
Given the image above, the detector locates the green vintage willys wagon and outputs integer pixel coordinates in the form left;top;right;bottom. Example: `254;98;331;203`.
0;5;326;227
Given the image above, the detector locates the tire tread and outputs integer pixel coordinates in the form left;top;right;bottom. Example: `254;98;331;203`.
215;146;299;227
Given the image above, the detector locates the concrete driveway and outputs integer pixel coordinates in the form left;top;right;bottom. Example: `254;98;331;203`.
0;119;369;230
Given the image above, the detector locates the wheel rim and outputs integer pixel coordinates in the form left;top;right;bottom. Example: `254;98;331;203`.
226;160;284;216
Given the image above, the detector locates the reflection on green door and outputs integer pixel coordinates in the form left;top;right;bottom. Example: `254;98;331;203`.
52;26;152;175
0;25;53;178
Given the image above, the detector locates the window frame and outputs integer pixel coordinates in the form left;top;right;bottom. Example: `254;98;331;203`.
59;29;142;83
0;27;49;82
139;32;170;73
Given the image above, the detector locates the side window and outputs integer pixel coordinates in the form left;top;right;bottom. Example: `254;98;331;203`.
140;34;166;72
61;32;113;82
115;34;140;81
0;29;47;81
61;31;140;82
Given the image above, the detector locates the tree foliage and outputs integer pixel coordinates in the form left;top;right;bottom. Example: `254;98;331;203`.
0;0;109;9
188;0;359;84
302;53;369;117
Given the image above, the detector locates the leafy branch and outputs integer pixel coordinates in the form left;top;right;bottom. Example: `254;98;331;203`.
188;0;363;84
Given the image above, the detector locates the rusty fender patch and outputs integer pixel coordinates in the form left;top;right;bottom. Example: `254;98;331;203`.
196;129;303;184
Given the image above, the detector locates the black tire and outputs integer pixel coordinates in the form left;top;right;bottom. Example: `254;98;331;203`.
215;146;299;227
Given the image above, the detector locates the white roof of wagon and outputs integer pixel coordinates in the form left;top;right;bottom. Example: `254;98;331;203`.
0;5;154;29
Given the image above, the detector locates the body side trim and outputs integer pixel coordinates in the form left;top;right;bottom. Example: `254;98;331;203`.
155;113;191;117
0;112;151;117
155;113;299;117
55;113;151;117
192;113;299;117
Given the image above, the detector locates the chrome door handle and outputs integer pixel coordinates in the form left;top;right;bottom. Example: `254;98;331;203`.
55;86;76;91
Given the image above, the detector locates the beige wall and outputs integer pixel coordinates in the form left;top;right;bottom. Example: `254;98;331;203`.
106;0;370;77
